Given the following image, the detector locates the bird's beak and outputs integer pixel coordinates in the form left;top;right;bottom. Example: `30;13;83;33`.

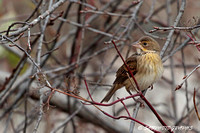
132;42;143;50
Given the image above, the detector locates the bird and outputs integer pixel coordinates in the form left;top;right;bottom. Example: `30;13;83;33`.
101;36;164;103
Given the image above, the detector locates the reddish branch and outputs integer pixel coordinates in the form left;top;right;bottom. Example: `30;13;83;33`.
193;88;200;121
119;98;131;117
111;40;140;91
186;33;200;52
84;77;94;102
83;78;160;133
101;111;161;133
45;78;160;132
46;84;141;106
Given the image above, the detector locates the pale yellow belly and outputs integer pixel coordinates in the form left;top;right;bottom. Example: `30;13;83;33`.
124;53;163;91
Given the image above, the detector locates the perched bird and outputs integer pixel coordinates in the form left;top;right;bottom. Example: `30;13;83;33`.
101;36;164;103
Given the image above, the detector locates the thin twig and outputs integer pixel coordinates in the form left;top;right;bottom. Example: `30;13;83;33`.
8;0;68;37
176;64;200;90
80;9;132;18
150;25;200;33
160;0;186;58
193;88;200;121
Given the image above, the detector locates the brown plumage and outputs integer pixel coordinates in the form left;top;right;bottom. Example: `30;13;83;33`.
101;36;163;103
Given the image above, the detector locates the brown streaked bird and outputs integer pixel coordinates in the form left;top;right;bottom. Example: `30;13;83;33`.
101;36;164;103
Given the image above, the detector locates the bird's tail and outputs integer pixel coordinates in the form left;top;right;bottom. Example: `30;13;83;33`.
101;84;119;103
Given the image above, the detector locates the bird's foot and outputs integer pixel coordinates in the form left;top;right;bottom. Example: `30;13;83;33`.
135;98;145;108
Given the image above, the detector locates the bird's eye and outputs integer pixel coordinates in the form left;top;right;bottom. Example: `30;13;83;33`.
143;42;147;46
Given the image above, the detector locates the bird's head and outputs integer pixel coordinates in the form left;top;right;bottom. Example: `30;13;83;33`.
133;36;160;53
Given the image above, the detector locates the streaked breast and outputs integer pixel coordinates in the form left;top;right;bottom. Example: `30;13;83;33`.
136;52;163;89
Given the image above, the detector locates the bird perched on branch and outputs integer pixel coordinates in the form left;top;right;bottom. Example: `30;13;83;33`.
101;36;164;103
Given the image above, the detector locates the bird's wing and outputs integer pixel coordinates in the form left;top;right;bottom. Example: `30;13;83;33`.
113;54;138;84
